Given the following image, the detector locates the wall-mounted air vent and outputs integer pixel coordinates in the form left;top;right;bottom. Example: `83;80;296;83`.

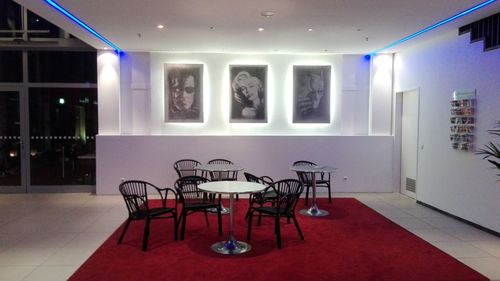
406;177;416;193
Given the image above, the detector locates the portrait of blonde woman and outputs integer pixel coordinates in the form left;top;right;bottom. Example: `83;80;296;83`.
229;65;267;123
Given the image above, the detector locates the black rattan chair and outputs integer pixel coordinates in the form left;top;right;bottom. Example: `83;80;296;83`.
207;158;239;200
173;159;205;178
247;179;304;249
174;176;223;240
118;180;178;251
293;160;332;205
244;172;276;222
207;159;238;181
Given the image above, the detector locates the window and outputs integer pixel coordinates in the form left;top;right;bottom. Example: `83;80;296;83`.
28;51;97;83
29;88;97;185
0;51;22;82
27;10;62;39
0;0;22;38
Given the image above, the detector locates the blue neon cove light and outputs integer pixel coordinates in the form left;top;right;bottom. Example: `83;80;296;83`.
44;0;122;53
367;0;496;57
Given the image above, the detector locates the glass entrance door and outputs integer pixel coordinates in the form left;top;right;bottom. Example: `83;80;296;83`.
0;88;27;192
0;87;97;193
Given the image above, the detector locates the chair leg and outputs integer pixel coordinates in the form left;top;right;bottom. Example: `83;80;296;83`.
245;201;252;220
275;215;282;249
204;210;210;227
291;214;304;240
257;211;263;226
173;213;178;241
117;219;131;244
305;185;310;206
217;207;223;236
180;211;187;241
328;183;332;203
247;211;253;240
142;218;151;251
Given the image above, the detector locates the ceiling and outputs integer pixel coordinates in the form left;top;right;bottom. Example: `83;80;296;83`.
14;0;500;54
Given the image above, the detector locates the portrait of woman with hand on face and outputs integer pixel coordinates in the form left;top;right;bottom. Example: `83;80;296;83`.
293;65;330;123
230;66;267;122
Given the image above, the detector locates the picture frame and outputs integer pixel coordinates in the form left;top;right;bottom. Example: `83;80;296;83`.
229;65;267;123
164;64;203;122
293;65;331;123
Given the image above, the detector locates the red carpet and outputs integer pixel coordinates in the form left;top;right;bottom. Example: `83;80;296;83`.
69;198;489;281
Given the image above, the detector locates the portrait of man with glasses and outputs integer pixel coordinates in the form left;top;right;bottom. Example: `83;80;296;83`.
164;64;203;122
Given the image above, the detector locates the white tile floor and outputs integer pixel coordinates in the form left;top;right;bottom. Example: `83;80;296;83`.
0;193;499;281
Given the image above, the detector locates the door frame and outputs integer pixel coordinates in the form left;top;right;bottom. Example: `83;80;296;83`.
393;88;420;199
0;86;29;193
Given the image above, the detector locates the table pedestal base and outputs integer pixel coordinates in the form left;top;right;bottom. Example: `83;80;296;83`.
211;240;251;254
299;204;329;217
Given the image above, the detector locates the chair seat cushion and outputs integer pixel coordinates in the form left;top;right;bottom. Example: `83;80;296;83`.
304;180;329;186
149;207;175;216
254;206;287;216
131;207;174;219
263;191;277;198
184;202;219;211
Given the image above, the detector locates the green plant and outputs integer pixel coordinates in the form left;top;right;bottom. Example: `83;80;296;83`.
477;121;500;176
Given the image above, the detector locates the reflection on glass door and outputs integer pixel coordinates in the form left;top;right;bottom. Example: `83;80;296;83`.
0;90;23;189
29;88;97;186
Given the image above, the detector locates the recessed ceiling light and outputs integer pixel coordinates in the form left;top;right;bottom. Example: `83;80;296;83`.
261;11;275;18
258;27;264;32
103;47;108;50
157;24;164;29
308;28;313;32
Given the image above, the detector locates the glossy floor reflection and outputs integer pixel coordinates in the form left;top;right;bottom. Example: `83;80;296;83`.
0;193;499;281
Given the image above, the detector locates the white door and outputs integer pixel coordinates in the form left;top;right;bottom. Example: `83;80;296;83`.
400;89;419;199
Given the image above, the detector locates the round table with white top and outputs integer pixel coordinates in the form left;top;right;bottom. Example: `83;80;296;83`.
195;163;244;215
290;165;337;217
198;181;266;255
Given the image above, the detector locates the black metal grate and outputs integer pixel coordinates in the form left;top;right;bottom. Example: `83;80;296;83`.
406;177;416;193
459;12;500;52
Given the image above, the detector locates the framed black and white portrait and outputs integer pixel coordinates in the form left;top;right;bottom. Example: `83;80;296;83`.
229;65;267;123
164;64;203;122
293;65;331;123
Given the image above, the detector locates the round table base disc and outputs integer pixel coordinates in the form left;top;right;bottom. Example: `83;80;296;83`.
299;208;329;217
211;241;251;254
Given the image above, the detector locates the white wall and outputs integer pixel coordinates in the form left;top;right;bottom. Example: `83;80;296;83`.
97;52;395;196
394;30;500;232
146;53;365;135
96;135;394;195
97;51;121;134
370;54;394;135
